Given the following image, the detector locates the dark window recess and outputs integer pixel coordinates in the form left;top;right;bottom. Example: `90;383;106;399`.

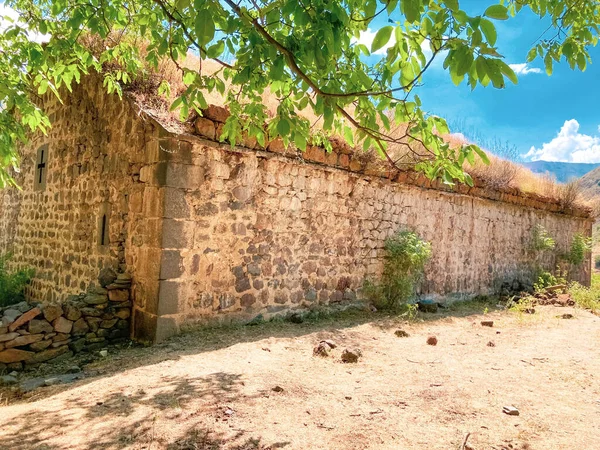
34;144;49;191
97;203;111;247
100;214;108;246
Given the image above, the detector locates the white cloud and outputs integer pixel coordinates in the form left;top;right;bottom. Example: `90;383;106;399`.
353;28;394;56
524;119;600;163
509;63;543;75
0;4;49;43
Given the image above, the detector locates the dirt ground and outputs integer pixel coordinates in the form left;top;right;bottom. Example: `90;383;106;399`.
1;303;599;450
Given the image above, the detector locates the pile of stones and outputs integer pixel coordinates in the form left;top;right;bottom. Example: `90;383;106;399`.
0;270;131;371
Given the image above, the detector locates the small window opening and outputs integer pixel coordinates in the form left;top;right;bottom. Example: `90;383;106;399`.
100;214;108;246
97;203;111;247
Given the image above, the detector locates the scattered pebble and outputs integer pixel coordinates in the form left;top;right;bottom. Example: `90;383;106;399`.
394;329;410;338
272;385;284;392
487;341;496;347
560;313;573;319
524;308;536;315
426;336;438;346
99;350;108;357
481;320;494;327
502;405;520;416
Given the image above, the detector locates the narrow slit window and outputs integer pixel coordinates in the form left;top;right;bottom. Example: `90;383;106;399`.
97;203;111;247
100;214;107;246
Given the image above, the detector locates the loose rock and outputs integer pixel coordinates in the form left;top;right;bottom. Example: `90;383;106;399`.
313;342;331;357
481;320;494;327
426;336;438;346
502;405;520;416
394;329;410;338
341;348;362;363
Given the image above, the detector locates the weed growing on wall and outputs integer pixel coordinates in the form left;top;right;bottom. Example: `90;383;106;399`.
364;230;432;311
0;253;34;307
530;224;556;252
567;233;593;266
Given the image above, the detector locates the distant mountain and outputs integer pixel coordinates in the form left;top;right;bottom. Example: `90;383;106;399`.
580;166;600;198
522;161;600;183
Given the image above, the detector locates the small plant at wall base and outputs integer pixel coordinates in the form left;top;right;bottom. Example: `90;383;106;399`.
567;233;593;266
363;230;432;311
0;253;35;307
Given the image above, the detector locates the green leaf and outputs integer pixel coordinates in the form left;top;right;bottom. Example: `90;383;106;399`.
277;118;290;137
473;146;490;164
526;47;538;63
498;60;518;84
479;19;497;46
371;26;393;53
484;4;509;20
401;0;422;23
195;11;215;47
444;0;458;12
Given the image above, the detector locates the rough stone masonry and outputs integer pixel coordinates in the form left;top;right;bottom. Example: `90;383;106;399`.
0;76;594;345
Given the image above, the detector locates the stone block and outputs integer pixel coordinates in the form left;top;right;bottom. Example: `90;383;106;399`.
0;332;19;343
27;346;69;364
108;289;130;302
53;317;73;334
155;317;179;343
84;293;107;305
203;105;229;123
100;318;119;329
30;340;52;352
195;117;216;139
163;187;190;219
159;250;184;280
8;308;41;332
155;162;205;189
43;305;63;322
5;334;44;348
0;348;34;363
72;318;90;336
157;281;185;315
162;219;194;248
132;309;157;344
64;304;82;321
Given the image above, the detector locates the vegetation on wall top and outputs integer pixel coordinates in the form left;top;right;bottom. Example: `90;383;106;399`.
0;0;599;189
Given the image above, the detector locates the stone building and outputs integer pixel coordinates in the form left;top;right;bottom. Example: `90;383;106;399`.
0;76;594;344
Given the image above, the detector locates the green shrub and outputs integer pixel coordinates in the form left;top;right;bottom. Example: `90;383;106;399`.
567;233;592;266
364;230;432;310
533;267;566;292
568;273;600;313
0;253;34;308
530;224;556;252
595;255;600;270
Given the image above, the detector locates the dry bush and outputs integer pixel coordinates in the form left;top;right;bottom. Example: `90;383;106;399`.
556;180;583;209
467;155;519;190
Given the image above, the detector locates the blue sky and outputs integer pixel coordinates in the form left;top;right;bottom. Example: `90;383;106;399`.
361;1;600;163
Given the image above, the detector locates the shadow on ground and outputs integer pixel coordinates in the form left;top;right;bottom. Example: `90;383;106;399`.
0;370;291;449
3;299;499;403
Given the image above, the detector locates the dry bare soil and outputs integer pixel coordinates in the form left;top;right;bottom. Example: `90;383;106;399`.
1;304;599;450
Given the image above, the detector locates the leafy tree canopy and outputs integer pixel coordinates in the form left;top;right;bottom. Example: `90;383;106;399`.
0;0;598;187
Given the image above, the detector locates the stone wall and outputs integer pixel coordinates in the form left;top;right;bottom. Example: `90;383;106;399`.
0;77;151;306
0;77;593;345
133;109;593;341
0;273;131;371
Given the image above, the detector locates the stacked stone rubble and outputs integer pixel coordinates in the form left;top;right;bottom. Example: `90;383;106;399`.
0;272;131;371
